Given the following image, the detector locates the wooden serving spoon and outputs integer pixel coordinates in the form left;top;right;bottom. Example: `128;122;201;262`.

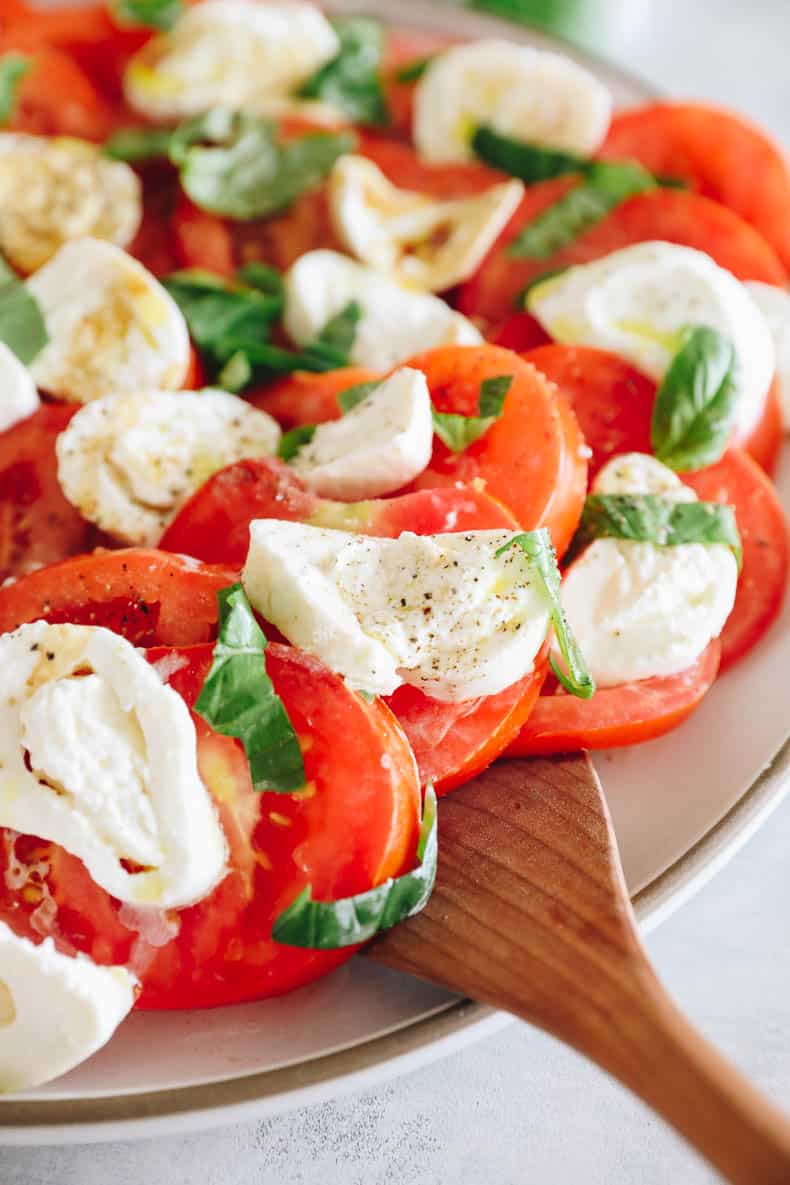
368;754;790;1184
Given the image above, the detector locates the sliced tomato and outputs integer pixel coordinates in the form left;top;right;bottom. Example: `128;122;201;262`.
381;28;453;137
160;455;517;566
127;165;182;278
600;102;790;272
742;376;783;476
357;132;508;198
683;448;789;669
0;643;421;1009
172;193;235;279
490;312;551;354
403;344;587;556
507;640;721;755
3;46;116;140
231;188;340;273
459;185;787;327
0;404;97;584
0;548;237;646
247;366;380;428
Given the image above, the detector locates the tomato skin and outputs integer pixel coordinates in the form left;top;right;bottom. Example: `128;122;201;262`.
172;194;235;279
490;312;551;354
381;28;454;137
742;377;783;476
402;344;587;556
0;548;237;646
2;47;116;140
507;640;721;755
683;448;789;670
357;132;508;199
247;367;380;428
600;102;790;272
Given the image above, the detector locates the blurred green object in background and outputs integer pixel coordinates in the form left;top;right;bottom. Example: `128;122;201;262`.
462;0;647;53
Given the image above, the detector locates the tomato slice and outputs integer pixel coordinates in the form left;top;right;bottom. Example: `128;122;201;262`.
458;185;787;327
247;367;381;428
403;344;587;556
172;193;235;279
0;643;421;1009
1;47;116;140
381;28;453;137
600;102;790;272
0;548;237;646
507;640;721;755
357;132;508;198
490;312;551;354
683;448;789;670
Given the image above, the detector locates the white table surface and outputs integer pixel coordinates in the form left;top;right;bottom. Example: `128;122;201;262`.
5;1;790;1181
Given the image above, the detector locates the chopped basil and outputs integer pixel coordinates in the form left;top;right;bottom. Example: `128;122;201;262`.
651;326;738;472
169;108;354;220
432;373;512;453
278;424;317;462
298;16;389;127
103;126;174;163
273;785;438;948
0;54;31;126
508;160;656;259
394;56;434;83
496;529;595;700
338;379;380;414
195;584;306;794
472;125;586;183
112;0;183;29
569;494;742;569
0;256;48;365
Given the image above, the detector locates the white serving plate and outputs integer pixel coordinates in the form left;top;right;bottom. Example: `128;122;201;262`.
2;0;790;1145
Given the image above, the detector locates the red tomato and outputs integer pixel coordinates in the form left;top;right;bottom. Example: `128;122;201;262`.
0;548;237;646
0;643;421;1009
402;344;587;556
127;166;182;278
683;448;789;670
3;47;115;140
0;404;97;583
357;132;508;198
507;640;720;755
381;28;453;137
172;194;235;279
231;188;341;273
247;366;380;428
458;185;787;327
742;377;783;476
600;102;790;272
490;312;551;354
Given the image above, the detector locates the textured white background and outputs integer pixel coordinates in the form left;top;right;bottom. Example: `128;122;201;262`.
5;1;790;1181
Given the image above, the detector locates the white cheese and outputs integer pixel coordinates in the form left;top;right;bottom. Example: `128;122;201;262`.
243;523;551;701
0;622;227;908
527;241;775;439
0;134;141;274
283;249;482;370
27;238;191;403
0;923;136;1093
328;154;524;292
56;388;281;545
0;342;39;434
560;453;738;686
123;0;341;123
413;39;611;164
290;367;433;499
745;281;790;430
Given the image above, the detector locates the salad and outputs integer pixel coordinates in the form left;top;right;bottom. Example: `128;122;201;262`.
0;0;787;1094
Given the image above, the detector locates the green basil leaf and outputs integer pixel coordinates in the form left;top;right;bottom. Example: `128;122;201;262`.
432;373;512;453
651;325;738;472
236;261;284;301
495;529;595;699
103;126;174;163
508;161;656;259
273;785;438;948
278;424;317;462
478;374;513;417
312;300;361;360
0;256;48;365
298;16;389;127
472;124;586;182
170;108;354;220
0;54;31;126
195;584;306;794
338;379;380;414
569;494;742;570
112;0;183;29
394;56;434;83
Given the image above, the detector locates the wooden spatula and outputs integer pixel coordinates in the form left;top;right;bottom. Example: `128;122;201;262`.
368;754;790;1184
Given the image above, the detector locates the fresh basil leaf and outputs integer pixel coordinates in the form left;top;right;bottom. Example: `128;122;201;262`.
170;108;354;220
0;256;48;365
394;55;434;83
338;379;380;414
278;424;317;462
472;125;586;182
236;261;284;301
195;584;306;793
0;54;31;126
273;785;438;948
313;300;361;360
432;373;512;453
508;161;656;259
104;126;174;163
569;494;742;570
651;326;738;472
496;529;595;699
298;16;389;127
478;374;512;417
112;0;182;29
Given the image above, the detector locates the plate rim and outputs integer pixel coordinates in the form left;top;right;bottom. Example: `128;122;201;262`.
4;0;789;1145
